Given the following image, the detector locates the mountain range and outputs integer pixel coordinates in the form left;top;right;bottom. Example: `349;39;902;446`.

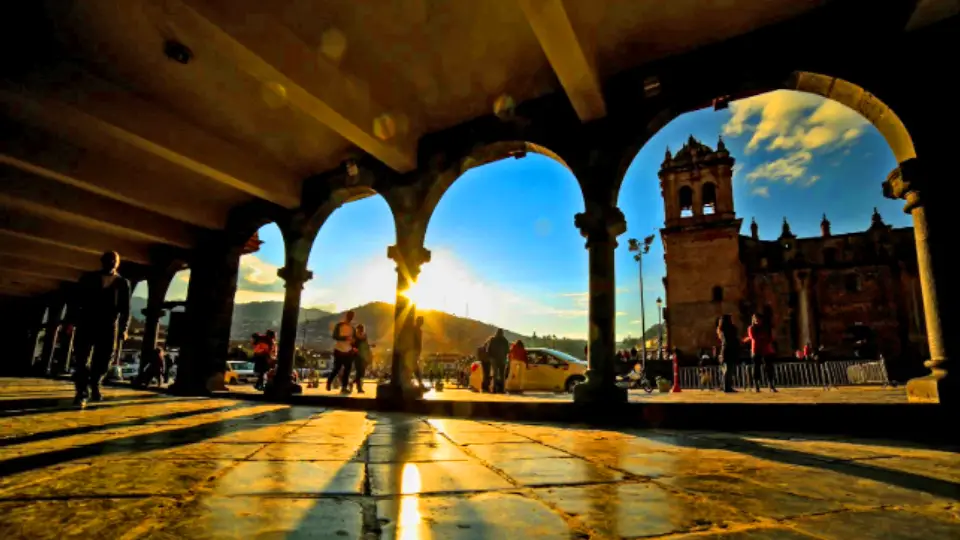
132;298;655;358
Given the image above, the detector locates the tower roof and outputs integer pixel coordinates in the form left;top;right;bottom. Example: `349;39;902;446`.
673;135;714;161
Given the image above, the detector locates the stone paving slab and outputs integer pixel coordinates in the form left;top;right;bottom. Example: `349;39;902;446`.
0;377;957;539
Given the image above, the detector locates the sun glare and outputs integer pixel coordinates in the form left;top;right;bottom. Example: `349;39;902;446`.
400;253;498;322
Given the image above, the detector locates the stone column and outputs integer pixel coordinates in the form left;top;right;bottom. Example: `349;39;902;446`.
269;264;313;396
39;300;64;376
795;271;812;348
378;241;431;402
884;160;956;404
170;237;240;396
52;325;75;375
573;205;628;404
141;272;173;363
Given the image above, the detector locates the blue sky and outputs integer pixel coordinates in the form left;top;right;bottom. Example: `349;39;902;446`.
147;90;909;340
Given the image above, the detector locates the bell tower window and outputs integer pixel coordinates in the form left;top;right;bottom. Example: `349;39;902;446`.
702;182;717;215
679;186;693;218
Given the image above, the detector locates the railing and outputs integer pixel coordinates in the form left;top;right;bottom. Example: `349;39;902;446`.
677;360;890;390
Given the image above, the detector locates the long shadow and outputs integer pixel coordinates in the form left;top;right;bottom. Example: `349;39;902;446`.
0;396;201;420
0;394;151;416
527;422;960;502
0;403;312;478
0;402;253;448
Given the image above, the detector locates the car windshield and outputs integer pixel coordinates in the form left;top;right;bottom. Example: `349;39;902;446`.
538;349;586;364
229;361;254;371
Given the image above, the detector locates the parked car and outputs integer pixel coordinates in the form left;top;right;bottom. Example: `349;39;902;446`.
469;347;587;393
120;363;140;381
225;360;256;385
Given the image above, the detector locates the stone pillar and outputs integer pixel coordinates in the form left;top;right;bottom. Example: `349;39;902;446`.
795;271;812;348
39;300;64;376
269;264;312;396
378;241;431;402
573;205;628;404
52;325;75;375
170;236;240;396
883;160;956;404
140;272;173;362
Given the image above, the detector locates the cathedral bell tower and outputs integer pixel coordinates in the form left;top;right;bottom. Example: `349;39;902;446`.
659;135;745;358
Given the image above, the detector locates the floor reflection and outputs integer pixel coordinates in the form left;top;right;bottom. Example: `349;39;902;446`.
398;462;424;540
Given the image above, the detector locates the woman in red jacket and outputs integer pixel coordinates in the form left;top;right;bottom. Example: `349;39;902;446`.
744;314;778;392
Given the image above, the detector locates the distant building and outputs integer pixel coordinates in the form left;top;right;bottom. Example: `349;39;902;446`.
658;136;927;363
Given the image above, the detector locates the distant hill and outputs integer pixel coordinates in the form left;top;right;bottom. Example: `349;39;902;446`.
134;296;587;359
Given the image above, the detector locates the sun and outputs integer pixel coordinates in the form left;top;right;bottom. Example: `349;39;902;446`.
401;253;497;321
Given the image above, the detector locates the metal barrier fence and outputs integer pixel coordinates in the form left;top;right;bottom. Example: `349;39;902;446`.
677;360;890;390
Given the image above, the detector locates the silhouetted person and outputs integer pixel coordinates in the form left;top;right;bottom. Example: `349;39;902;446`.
412;316;426;390
134;347;165;389
71;251;130;407
717;314;740;393
329;310;356;394
487;328;509;393
353;324;371;393
476;341;491;393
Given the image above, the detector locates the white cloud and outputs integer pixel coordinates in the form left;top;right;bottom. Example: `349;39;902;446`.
616;311;628;317
723;90;868;155
745;151;812;183
630;320;643;325
806;175;821;187
751;186;770;198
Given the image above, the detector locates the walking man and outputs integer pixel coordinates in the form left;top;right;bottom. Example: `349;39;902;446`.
487;328;509;393
70;251;131;408
328;310;356;394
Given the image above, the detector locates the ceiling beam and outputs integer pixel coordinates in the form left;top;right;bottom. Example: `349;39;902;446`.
0;210;153;265
906;0;960;30
0;127;226;229
0;273;63;291
0;69;301;209
162;0;417;172
0;169;197;248
0;233;107;271
0;255;84;282
516;0;606;122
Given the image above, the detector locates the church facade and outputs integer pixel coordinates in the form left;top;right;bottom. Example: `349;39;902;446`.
659;136;927;363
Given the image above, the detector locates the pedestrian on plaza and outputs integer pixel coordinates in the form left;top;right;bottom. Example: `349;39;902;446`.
134;347;165;389
69;251;131;408
744;313;777;392
717;314;740;393
487;328;510;393
476;341;492;392
352;323;371;394
328;310;356;394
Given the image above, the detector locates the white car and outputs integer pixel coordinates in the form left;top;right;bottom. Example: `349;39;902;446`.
120;363;140;380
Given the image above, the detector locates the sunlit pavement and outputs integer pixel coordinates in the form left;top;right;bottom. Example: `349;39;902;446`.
1;378;957;539
226;380;910;404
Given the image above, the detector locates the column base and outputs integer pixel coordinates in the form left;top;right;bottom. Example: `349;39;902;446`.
573;374;628;404
167;380;212;397
906;374;955;405
376;381;424;403
264;380;303;399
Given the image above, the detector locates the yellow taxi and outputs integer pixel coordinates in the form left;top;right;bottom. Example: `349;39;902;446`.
469;347;587;393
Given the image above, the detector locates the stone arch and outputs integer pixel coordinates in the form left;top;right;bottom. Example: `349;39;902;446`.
613;70;917;201
678;185;694;217
417;140;584;244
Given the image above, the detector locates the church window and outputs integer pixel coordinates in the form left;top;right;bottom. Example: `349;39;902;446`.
702;182;717;215
712;285;723;303
679;186;693;218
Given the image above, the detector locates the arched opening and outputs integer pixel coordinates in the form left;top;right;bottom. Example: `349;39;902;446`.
616;73;923;380
306;193;396;389
224;222;285;386
128;280;149;360
420;149;589;382
678;186;694;218
712;286;723;303
702;182;717;215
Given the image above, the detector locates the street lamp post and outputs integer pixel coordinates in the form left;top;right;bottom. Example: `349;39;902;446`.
628;234;656;365
656;297;663;365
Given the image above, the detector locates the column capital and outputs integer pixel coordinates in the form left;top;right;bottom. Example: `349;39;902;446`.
883;158;924;213
574;206;627;247
387;244;431;278
277;266;313;289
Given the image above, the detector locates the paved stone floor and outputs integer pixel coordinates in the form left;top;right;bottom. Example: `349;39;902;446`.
228;381;910;404
1;378;957;539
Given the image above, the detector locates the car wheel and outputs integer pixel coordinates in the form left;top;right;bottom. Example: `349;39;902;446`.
229;377;238;385
565;376;585;393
